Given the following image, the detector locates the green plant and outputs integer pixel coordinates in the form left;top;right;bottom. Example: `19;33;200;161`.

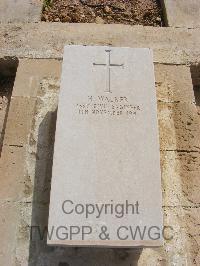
44;0;52;8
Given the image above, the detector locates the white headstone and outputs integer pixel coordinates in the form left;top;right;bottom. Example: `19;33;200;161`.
48;45;163;247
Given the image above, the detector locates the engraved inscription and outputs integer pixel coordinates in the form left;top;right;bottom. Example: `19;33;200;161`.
76;95;141;117
93;50;124;93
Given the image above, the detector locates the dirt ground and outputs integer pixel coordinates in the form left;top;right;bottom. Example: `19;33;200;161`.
42;0;163;26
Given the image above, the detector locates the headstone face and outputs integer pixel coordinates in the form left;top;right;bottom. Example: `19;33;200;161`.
48;45;163;247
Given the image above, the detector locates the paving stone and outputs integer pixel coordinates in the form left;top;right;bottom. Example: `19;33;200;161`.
0;0;43;23
162;0;200;28
12;59;61;98
155;64;195;103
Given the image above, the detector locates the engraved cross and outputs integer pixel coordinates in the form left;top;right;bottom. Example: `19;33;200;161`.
93;50;124;93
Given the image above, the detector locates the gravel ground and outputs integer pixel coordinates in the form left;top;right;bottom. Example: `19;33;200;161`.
42;0;163;26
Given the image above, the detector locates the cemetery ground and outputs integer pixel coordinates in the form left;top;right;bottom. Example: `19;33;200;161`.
0;0;200;266
42;0;163;26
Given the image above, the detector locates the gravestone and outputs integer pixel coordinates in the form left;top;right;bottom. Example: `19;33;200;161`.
48;45;163;247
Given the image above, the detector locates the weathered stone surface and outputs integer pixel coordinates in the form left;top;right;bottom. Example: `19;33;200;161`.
176;152;200;205
161;151;200;207
0;145;31;201
0;23;200;64
164;207;200;265
161;151;185;207
158;102;200;151
155;64;195;103
48;46;162;247
162;206;196;265
0;202;31;266
162;0;200;28
13;59;61;97
182;207;200;264
0;202;18;266
0;0;42;23
3;97;36;146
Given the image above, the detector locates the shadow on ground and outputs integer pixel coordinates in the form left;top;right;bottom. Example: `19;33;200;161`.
0;57;18;155
190;64;200;107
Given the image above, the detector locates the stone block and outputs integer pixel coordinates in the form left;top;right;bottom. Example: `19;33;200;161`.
162;206;194;265
158;102;200;151
154;64;195;103
0;0;43;23
163;206;200;265
3;97;36;146
0;202;31;266
182;207;200;264
1;23;200;65
0;202;18;266
162;0;200;28
12;59;61;98
0;145;32;201
161;151;185;207
176;151;200;205
160;151;200;207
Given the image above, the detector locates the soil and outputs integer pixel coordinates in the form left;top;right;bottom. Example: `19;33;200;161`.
42;0;163;26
